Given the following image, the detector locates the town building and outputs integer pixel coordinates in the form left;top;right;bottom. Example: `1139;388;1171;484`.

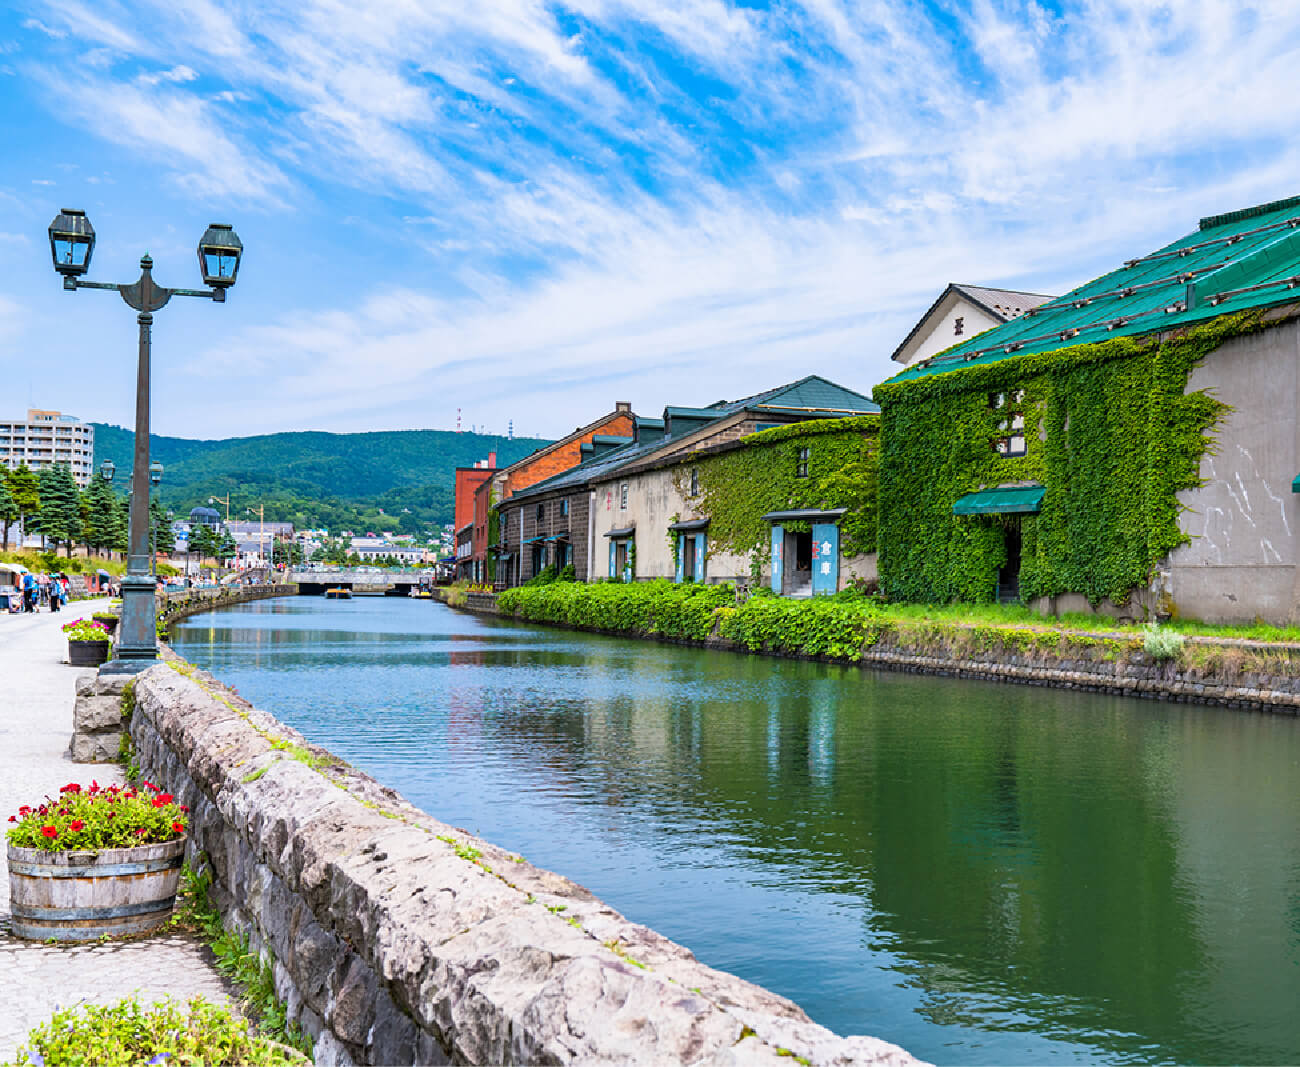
0;409;95;486
497;377;878;591
875;194;1300;624
890;284;1054;368
472;402;637;583
452;452;496;582
225;519;294;569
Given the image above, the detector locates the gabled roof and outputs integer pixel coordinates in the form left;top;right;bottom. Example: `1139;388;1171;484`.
890;283;1054;363
889;195;1300;384
504;377;876;503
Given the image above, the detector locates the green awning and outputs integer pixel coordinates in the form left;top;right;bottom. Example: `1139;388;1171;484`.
952;485;1045;516
1293;474;1300;493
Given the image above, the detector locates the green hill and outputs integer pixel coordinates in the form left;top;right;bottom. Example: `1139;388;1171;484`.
91;425;550;535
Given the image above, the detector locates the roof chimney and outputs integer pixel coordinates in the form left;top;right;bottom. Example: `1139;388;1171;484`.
615;401;631;412
488;451;497;468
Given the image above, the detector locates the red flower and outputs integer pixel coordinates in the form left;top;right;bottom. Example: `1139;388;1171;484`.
107;812;116;819
156;793;174;805
7;815;14;823
60;783;81;794
142;780;157;792
18;806;31;815
172;822;185;834
69;819;84;832
152;796;167;808
41;826;58;839
134;827;147;836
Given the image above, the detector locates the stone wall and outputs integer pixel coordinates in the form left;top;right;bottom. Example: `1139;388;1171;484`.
68;587;297;763
127;659;919;1067
459;593;1300;715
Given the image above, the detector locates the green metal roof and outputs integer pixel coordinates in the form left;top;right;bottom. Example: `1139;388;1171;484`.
890;195;1300;384
952;485;1045;515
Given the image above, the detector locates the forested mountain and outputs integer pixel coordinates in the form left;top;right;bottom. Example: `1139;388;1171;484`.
91;425;549;535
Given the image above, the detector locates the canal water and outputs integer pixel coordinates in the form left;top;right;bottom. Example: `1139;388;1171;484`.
170;597;1300;1066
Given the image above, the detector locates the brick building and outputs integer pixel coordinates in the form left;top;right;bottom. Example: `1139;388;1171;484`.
471;402;636;581
498;377;877;587
452;452;495;581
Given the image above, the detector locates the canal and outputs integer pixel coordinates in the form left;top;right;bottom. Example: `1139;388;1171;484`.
171;597;1300;1066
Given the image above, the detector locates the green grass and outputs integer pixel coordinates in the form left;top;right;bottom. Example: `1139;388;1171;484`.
872;600;1300;643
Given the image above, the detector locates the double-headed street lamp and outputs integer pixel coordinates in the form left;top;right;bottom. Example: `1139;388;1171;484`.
50;209;242;673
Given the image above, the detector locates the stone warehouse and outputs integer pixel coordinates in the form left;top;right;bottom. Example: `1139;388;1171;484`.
495;376;878;590
876;195;1300;624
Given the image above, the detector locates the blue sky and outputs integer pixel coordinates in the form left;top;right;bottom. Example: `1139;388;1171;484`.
1;0;1299;439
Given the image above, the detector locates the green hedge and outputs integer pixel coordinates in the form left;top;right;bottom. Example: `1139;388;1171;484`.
497;579;889;657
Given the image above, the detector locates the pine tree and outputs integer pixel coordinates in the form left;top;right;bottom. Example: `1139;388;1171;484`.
189;523;216;568
37;464;82;557
150;497;176;556
108;495;129;557
6;464;40;546
80;477;119;555
0;478;16;550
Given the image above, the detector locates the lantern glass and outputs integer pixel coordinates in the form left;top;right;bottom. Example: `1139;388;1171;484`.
197;223;242;288
149;460;164;485
48;209;95;277
100;459;115;483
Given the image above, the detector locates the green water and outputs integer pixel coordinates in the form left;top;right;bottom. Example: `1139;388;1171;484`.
171;597;1300;1065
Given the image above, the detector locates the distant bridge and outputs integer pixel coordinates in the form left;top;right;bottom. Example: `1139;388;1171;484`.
287;568;436;597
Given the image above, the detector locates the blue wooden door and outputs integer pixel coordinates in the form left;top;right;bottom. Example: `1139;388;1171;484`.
769;525;783;593
609;540;617;578
675;534;685;583
811;523;839;596
693;534;706;582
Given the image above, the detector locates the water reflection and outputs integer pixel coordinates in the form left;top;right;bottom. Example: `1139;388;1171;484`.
172;598;1300;1065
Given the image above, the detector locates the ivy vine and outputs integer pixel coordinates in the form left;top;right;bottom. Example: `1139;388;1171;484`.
872;312;1263;604
673;415;879;566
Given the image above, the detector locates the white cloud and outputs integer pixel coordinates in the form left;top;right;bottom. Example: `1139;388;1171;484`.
17;0;1300;436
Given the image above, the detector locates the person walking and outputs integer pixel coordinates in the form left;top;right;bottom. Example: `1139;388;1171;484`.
22;571;37;613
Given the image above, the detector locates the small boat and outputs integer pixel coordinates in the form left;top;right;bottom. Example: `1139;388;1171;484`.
324;587;353;600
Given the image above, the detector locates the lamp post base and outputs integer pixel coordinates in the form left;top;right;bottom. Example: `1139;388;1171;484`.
98;656;161;677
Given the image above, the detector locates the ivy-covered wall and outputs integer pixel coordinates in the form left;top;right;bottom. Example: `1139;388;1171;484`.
679;415;880;566
872;314;1265;605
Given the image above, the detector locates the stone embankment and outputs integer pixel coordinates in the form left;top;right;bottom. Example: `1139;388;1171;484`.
446;590;1300;715
157;584;297;629
127;657;920;1067
69;585;298;762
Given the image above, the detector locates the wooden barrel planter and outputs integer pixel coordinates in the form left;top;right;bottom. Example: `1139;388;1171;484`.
67;639;111;667
6;838;185;941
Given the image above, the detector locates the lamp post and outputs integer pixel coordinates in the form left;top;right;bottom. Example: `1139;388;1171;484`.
208;493;231;524
49;210;242;673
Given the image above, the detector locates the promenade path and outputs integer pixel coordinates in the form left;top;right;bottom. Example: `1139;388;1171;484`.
0;600;233;1061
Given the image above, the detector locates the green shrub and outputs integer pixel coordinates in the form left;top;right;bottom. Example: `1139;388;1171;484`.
1142;623;1186;662
498;579;887;659
13;996;308;1066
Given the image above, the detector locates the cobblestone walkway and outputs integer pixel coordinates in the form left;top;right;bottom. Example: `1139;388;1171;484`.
0;602;235;1061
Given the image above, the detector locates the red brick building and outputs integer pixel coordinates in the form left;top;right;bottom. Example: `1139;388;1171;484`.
473;402;635;583
452;452;495;581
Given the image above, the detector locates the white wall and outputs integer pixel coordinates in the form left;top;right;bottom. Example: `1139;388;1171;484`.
898;293;1001;366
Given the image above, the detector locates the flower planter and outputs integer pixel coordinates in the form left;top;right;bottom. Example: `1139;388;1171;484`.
68;639;110;667
92;616;119;636
6;837;185;941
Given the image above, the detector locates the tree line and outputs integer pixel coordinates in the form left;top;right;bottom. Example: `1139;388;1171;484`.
0;462;179;560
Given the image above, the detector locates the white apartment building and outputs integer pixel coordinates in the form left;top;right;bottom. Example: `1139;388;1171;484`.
0;409;96;487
